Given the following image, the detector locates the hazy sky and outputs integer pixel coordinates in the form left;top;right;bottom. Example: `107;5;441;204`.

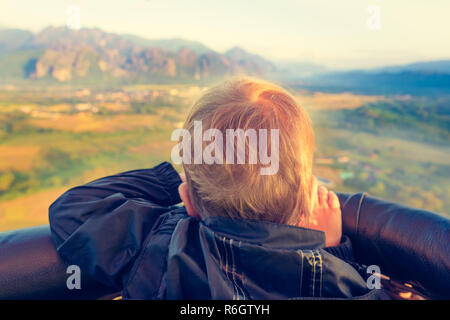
1;0;449;69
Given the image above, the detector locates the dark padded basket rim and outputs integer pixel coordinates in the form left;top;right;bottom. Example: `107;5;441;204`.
0;225;119;300
338;192;450;299
0;192;448;299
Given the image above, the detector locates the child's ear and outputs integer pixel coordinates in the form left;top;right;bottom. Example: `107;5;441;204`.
178;182;200;218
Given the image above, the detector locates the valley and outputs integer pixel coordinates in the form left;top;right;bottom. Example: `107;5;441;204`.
0;84;448;231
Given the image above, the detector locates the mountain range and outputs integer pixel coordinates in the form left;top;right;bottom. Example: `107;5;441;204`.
296;65;450;96
0;26;449;95
0;26;275;83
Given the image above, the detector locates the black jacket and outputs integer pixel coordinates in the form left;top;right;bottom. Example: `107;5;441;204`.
49;162;388;299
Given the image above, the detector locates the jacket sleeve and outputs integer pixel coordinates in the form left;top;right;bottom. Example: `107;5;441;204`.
48;161;182;290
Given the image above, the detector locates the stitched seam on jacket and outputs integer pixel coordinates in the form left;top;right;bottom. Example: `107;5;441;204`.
297;250;304;296
319;251;323;297
221;237;233;299
311;250;316;297
314;250;323;297
212;234;236;300
228;238;246;300
297;249;323;298
236;240;247;299
210;232;224;298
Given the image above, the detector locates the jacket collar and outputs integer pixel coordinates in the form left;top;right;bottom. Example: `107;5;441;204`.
201;216;326;250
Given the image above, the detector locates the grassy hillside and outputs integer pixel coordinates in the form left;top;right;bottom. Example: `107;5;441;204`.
327;98;450;144
308;96;450;214
0;49;43;79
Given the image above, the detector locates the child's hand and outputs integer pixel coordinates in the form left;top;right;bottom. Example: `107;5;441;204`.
308;179;342;247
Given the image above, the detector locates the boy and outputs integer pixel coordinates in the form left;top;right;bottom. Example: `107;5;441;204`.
49;78;384;299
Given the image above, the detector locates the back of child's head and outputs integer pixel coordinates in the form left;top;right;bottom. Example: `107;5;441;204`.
182;77;314;225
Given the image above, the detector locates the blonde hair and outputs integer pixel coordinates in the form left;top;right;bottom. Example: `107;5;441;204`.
182;77;314;225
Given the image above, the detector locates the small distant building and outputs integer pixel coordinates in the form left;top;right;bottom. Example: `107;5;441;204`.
339;171;354;180
75;103;92;111
338;156;350;163
74;89;91;97
316;157;333;165
20;106;32;114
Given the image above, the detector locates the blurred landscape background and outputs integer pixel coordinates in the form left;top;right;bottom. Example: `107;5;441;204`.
0;1;449;231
